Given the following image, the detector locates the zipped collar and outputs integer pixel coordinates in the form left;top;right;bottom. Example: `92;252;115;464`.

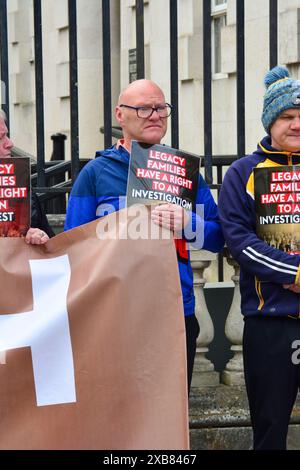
255;136;300;166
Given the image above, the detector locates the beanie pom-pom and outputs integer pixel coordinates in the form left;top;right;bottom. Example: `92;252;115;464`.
264;66;290;89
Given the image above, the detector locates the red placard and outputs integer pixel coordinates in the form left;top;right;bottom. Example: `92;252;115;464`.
0;157;30;237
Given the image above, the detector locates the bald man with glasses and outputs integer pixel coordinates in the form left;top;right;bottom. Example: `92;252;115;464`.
65;79;224;392
118;102;172;118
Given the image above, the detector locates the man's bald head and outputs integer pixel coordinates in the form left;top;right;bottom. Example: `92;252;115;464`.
117;80;165;106
115;79;169;150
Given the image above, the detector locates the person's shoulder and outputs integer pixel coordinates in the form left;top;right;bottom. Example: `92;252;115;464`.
231;152;260;169
95;145;129;162
89;145;129;170
76;145;128;187
78;147;116;174
197;173;209;190
94;145;119;160
220;154;259;192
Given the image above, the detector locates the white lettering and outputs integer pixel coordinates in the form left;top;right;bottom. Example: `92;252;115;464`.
0;255;76;407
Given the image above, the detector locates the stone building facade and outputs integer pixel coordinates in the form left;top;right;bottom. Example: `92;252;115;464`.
3;0;300;161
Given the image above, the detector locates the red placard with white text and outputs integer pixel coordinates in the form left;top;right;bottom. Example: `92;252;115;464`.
0;157;30;237
126;141;200;211
254;166;300;254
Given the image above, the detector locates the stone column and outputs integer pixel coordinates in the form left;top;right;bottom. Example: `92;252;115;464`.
221;250;245;386
0;351;6;364
191;249;219;387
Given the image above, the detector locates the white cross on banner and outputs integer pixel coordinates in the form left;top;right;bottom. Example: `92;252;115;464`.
0;209;189;450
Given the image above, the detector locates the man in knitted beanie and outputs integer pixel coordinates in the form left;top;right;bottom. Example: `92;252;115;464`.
262;66;300;138
219;66;300;450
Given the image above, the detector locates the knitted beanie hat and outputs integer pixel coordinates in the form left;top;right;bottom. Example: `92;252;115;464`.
261;65;300;133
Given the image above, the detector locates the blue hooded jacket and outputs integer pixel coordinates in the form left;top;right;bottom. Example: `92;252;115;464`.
219;136;300;318
65;144;224;316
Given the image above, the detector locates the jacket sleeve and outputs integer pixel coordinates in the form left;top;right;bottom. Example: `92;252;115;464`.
64;165;98;231
218;164;300;284
30;193;55;238
183;174;224;252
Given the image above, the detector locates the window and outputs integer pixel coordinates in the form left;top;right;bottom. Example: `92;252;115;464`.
211;0;227;75
212;0;227;11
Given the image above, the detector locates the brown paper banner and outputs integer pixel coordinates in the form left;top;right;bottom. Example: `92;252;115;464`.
0;209;189;449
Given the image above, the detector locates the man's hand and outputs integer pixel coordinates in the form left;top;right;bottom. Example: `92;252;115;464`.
25;228;49;245
283;284;300;293
151;203;190;233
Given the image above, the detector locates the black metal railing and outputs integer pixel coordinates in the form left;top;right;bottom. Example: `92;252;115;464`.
33;0;46;188
0;0;9;128
0;0;279;281
136;0;145;80
170;0;179;150
68;0;80;180
236;0;245;158
0;0;278;210
102;0;112;149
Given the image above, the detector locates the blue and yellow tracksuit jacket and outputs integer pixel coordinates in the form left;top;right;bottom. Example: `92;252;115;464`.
65;143;224;317
219;136;300;318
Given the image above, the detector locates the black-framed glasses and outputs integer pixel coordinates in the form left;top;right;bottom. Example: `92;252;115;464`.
119;103;172;119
